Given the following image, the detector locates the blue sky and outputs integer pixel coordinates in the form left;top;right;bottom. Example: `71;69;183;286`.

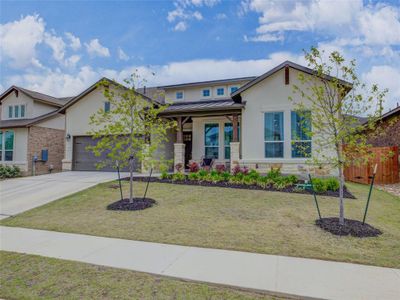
1;0;399;110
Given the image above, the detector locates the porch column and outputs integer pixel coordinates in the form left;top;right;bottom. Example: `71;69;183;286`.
174;117;185;172
230;114;240;171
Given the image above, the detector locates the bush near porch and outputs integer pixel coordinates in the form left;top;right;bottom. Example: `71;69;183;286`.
2;181;399;268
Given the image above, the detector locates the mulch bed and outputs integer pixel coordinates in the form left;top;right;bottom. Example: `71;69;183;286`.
107;198;156;211
316;217;382;237
125;177;356;199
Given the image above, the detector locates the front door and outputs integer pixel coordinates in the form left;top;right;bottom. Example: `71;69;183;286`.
183;132;192;168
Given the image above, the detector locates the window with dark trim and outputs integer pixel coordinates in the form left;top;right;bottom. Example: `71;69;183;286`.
104;101;110;113
291;111;312;158
204;123;219;159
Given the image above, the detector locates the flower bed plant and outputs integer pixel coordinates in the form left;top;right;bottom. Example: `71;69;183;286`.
140;167;354;198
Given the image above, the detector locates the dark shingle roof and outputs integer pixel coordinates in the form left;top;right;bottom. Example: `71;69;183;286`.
0;86;73;107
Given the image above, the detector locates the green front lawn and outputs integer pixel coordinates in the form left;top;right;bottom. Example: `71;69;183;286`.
1;181;399;268
0;251;279;300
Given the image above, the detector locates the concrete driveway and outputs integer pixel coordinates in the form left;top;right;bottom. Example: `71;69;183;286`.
0;171;129;219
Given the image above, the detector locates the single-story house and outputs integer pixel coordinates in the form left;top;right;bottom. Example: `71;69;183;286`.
1;61;350;176
0;87;71;175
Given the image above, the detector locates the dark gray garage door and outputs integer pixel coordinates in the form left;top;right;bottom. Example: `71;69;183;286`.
73;136;139;171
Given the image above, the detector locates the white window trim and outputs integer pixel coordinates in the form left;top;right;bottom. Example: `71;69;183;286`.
264;111;285;158
215;86;225;98
175;90;184;101
202;88;212;98
0;129;15;162
7;104;27;119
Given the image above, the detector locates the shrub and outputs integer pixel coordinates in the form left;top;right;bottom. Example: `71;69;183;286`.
220;171;231;181
172;172;185;181
286;175;298;185
232;165;241;176
311;178;328;193
175;163;183;173
325;177;340;191
188;172;199;181
188;161;199;173
273;176;292;190
248;169;260;180
160;171;170;180
215;164;226;173
242;175;255;185
241;166;249;175
0;165;21;179
198;169;208;180
266;168;281;180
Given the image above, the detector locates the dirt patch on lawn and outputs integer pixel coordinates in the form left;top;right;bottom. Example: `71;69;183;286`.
316;217;382;237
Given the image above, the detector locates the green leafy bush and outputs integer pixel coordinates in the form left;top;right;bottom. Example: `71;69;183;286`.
311;178;328;193
160;171;170;180
325;177;340;191
0;165;21;179
248;169;260;180
286;175;298;185
220;171;231;181
198;169;208;180
188;172;199;181
171;172;186;181
266;168;281;180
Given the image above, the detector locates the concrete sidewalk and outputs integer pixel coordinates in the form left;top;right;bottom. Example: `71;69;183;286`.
1;226;399;300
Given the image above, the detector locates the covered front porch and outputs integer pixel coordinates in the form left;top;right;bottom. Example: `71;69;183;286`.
159;100;243;172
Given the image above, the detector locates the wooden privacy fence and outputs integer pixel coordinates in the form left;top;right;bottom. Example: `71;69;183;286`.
344;146;399;184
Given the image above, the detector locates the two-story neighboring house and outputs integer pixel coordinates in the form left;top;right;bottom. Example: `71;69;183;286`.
0;87;71;175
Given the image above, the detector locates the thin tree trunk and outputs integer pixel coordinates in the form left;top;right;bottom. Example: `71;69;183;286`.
338;164;345;225
129;156;134;203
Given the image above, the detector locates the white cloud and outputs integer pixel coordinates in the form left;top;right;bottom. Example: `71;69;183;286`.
0;14;45;68
242;0;400;48
65;55;81;68
167;0;210;31
363;65;400;111
174;21;187;31
85;39;110;57
117;47;129;61
44;32;66;64
65;32;81;50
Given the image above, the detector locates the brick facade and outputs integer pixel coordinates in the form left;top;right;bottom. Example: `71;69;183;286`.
366;113;400;147
27;126;65;175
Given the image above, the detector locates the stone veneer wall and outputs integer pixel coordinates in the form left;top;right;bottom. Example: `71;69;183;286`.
27;126;65;176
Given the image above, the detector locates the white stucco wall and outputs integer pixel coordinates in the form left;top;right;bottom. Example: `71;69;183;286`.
36;114;65;130
164;81;250;103
240;67;337;175
0;128;28;172
1;91;58;120
1;93;34;119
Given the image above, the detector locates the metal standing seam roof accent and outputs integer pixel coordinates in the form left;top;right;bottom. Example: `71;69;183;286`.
160;99;245;115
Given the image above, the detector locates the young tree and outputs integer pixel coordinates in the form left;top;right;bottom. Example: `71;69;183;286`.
87;75;175;203
290;47;387;225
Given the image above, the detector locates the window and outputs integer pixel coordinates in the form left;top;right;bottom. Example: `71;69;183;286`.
176;91;183;100
204;123;219;159
14;105;19;118
8;106;13;118
0;130;14;161
20;105;25;117
104;101;110;113
216;88;224;96
224;123;240;159
291;111;312;158
264;112;284;158
202;89;210;97
230;86;238;93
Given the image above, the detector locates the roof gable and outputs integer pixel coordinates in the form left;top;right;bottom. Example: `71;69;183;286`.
231;61;352;102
